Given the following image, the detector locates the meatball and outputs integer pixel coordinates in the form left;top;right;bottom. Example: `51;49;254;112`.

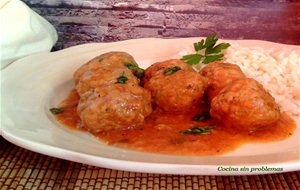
142;59;190;85
144;68;208;112
78;84;152;132
75;67;139;95
210;78;280;132
74;51;138;85
200;61;245;102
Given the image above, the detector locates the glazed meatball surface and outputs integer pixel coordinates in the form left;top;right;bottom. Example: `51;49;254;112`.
210;78;280;132
74;51;138;85
74;52;152;132
142;59;190;85
144;60;207;112
200;61;246;102
78;84;152;132
75;67;139;95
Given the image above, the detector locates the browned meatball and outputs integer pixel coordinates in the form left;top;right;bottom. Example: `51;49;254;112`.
142;59;190;85
78;84;152;132
75;67;139;95
200;61;246;103
210;78;280;132
74;51;138;85
144;64;207;112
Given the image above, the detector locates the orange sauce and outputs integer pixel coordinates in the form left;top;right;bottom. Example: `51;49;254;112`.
55;89;297;155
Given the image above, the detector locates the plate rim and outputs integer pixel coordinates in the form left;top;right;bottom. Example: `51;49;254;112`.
1;37;300;175
3;128;299;175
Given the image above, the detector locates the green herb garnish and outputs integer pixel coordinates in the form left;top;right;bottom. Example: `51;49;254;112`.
50;107;64;115
192;112;210;121
164;66;181;75
181;34;230;65
116;74;128;84
180;54;203;65
180;126;214;135
124;62;144;78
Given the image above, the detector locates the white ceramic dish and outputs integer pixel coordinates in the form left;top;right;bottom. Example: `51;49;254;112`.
1;38;300;175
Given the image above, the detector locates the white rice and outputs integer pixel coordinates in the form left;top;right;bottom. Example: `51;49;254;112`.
175;43;300;117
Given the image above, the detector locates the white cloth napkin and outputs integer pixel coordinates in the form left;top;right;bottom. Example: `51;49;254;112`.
0;0;58;69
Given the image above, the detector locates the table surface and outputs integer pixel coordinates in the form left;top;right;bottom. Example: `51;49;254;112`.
2;0;300;189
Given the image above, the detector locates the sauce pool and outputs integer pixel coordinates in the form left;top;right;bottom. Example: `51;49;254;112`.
55;89;297;155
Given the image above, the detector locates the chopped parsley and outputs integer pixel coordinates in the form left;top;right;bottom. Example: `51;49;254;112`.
181;34;230;65
116;74;129;84
192;112;210;121
124;62;144;78
164;66;181;75
180;126;214;135
50;107;64;115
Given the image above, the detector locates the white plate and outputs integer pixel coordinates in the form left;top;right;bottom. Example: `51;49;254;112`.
1;38;300;175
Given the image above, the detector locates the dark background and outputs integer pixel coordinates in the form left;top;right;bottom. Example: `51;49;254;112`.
23;0;300;50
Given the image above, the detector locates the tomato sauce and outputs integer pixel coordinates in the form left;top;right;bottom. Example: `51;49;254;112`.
55;89;297;155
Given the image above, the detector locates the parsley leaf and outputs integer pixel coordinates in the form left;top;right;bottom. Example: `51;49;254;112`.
164;66;182;75
50;107;64;115
203;34;218;49
116;74;128;84
181;54;203;65
203;54;224;64
193;39;205;51
180;126;214;135
181;34;230;66
205;43;230;55
192;112;210;121
124;62;144;78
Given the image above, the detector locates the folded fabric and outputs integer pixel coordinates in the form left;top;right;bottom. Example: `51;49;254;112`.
0;0;58;69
